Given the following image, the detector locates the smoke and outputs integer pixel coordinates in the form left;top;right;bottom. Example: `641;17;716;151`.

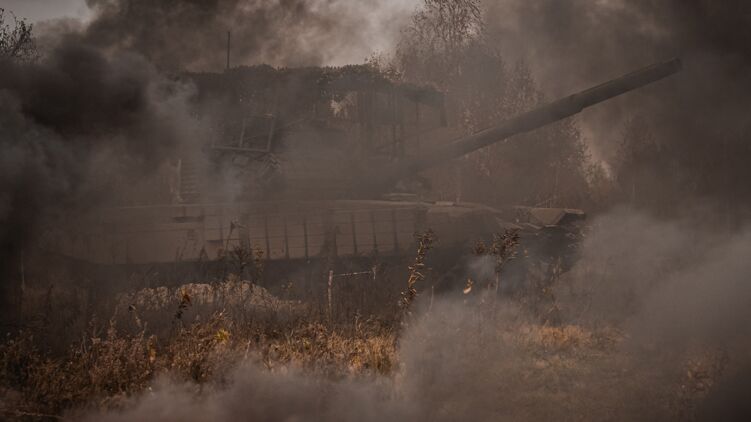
0;36;200;285
626;223;751;350
4;1;751;418
86;364;412;422
1;41;181;154
482;1;751;211
79;0;418;71
81;207;751;421
82;301;569;422
0;0;429;302
560;207;751;351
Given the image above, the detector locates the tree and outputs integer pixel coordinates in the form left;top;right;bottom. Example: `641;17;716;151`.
398;0;483;88
612;116;675;213
396;0;592;208
0;8;38;63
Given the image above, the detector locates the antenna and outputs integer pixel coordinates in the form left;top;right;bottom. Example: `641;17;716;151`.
226;31;231;70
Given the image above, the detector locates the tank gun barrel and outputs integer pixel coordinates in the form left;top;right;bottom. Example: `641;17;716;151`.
368;58;682;190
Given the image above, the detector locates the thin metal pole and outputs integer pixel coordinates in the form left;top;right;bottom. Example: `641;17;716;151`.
19;249;25;310
226;31;231;70
327;269;333;320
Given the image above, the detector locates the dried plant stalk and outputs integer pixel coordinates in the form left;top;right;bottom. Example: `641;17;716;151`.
400;230;435;319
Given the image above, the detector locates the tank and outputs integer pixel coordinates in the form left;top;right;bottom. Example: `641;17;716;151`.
46;59;681;288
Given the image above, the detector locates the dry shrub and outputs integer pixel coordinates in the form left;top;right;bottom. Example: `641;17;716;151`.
0;304;397;419
0;324;157;416
523;324;621;354
671;349;729;419
259;320;396;376
0;232;727;421
164;312;241;384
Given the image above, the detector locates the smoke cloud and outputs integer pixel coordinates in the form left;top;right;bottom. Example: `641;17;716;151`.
560;207;751;350
482;1;751;212
0;36;199;285
4;2;751;419
80;0;418;71
0;0;422;270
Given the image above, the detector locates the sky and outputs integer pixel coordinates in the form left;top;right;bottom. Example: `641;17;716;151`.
1;0;92;22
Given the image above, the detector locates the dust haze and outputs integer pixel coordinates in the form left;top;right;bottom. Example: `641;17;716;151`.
485;0;751;214
2;1;751;421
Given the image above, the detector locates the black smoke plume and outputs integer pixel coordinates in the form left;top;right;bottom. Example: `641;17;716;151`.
0;37;191;297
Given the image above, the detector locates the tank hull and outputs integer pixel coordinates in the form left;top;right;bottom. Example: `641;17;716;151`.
47;200;583;267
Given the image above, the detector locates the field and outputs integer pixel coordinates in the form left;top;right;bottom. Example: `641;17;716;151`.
0;238;730;421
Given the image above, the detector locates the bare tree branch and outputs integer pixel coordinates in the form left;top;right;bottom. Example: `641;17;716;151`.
0;8;38;63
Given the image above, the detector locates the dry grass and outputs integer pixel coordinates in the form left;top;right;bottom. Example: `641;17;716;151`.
0;239;731;421
0;269;401;419
0;283;729;421
0;308;398;419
